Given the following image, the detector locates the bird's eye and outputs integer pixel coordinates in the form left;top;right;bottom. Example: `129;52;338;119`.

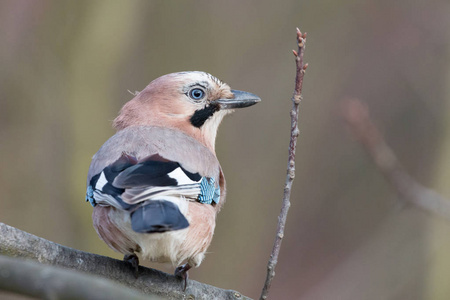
188;88;205;100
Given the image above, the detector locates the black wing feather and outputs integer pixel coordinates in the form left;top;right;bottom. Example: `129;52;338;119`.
113;160;179;188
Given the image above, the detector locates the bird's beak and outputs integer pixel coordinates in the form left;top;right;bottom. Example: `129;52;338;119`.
211;90;261;109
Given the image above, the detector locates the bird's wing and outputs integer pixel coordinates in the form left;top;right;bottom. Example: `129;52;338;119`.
86;126;222;210
87;152;221;210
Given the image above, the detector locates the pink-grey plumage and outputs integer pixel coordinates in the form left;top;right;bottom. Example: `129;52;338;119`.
86;71;260;284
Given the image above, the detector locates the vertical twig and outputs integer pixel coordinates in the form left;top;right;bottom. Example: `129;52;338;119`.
260;28;308;300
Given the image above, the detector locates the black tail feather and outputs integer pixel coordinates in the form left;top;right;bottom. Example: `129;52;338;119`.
130;200;189;233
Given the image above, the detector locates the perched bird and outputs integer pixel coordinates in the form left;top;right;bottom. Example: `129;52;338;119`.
85;71;260;287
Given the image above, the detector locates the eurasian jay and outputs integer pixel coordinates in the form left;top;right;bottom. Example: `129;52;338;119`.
85;71;260;287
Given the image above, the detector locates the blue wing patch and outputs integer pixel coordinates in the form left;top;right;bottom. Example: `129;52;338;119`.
198;177;220;204
86;185;96;207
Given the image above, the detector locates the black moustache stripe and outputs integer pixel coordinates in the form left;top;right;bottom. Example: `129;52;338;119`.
190;104;220;128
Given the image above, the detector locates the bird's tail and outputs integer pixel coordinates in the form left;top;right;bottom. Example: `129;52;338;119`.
130;200;189;233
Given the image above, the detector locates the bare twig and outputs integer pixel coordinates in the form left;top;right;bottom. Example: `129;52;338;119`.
342;99;450;220
0;254;158;300
0;222;251;300
260;28;308;300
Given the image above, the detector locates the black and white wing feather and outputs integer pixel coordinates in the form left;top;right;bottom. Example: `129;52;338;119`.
86;153;208;210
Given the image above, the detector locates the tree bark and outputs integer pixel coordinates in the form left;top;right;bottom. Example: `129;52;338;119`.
0;222;250;300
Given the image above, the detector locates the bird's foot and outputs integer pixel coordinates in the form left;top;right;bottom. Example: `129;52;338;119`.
174;264;192;291
124;253;139;278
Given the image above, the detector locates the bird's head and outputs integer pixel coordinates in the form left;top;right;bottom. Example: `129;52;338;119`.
113;71;260;151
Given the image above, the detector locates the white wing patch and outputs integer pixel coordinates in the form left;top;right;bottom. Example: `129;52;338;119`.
168;167;200;185
95;172;108;190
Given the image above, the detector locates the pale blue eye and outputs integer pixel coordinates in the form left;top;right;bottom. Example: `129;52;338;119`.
189;88;205;100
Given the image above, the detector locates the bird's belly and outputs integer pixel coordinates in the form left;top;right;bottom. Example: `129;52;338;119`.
106;205;190;266
137;229;189;265
92;199;216;268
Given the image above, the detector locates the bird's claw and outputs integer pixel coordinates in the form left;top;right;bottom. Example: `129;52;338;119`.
174;264;192;291
124;253;139;278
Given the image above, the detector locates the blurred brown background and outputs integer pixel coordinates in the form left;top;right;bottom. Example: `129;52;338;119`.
1;0;450;299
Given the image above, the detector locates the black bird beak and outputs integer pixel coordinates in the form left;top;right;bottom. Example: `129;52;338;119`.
211;90;261;109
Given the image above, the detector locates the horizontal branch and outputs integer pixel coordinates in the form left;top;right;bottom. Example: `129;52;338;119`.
0;222;250;300
0;254;156;300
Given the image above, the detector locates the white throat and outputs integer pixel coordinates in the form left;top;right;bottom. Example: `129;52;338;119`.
201;110;229;152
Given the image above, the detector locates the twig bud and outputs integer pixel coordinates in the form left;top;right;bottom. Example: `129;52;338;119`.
289;169;295;179
293;95;302;104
